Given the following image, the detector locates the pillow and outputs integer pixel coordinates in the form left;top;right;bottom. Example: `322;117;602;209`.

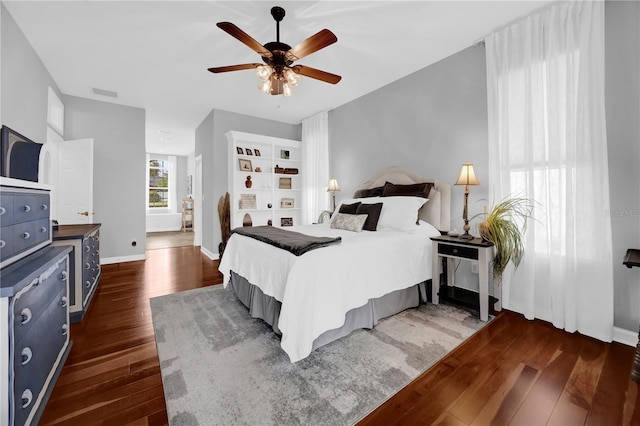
330;213;368;232
353;185;384;199
355;202;383;231
377;196;429;232
382;182;433;199
331;197;381;220
338;202;361;214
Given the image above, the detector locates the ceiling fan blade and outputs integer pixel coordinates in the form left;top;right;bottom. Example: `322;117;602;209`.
217;22;272;59
293;65;341;84
208;64;262;73
286;29;337;61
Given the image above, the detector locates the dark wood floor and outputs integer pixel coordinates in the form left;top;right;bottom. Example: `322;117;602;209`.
40;246;639;425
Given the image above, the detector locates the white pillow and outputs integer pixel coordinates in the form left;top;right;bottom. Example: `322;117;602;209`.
377;196;429;232
330;213;368;232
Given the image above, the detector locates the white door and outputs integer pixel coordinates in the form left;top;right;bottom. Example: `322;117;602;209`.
57;138;94;224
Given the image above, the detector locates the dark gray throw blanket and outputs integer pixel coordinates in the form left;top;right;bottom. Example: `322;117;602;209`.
231;226;341;256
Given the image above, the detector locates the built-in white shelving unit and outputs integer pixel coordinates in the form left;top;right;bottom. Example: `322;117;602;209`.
226;131;303;229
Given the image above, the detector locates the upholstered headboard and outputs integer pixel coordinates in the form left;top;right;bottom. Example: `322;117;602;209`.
352;166;451;232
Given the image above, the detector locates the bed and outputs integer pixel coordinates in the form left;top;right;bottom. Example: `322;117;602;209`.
218;166;451;362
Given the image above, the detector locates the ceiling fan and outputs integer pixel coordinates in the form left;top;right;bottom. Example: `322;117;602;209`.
208;6;341;96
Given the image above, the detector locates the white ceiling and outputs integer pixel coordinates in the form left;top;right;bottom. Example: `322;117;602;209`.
4;1;556;156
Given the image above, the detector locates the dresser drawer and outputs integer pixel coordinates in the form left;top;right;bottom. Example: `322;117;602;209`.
12;194;49;223
0;225;15;261
13;259;68;342
13;288;68;426
0;194;15;226
438;243;479;260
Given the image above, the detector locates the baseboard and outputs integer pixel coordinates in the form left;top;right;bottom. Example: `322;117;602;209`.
613;326;638;347
505;304;637;347
200;246;219;261
101;254;146;265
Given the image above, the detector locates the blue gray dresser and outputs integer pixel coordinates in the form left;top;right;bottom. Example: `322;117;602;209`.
1;178;72;425
52;224;101;323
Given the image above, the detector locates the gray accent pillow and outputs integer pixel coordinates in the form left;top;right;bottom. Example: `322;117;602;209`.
330;213;368;232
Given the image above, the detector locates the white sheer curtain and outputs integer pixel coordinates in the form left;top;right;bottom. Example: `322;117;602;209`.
301;111;330;225
485;0;614;341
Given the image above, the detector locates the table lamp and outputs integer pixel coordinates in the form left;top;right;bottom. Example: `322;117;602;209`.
327;177;340;213
454;162;479;240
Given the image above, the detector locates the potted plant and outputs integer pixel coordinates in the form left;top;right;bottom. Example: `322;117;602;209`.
472;197;535;279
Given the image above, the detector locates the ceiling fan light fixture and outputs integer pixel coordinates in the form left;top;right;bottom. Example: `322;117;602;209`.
284;68;300;87
282;82;293;97
258;79;272;94
256;65;273;81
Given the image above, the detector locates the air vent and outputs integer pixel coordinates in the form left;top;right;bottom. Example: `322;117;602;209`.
91;87;118;98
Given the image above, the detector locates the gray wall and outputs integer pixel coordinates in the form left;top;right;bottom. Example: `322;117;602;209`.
176;155;189;211
329;44;489;289
63;95;146;260
328;1;640;334
195;108;300;257
194;109;214;254
605;0;640;332
1;3;63;142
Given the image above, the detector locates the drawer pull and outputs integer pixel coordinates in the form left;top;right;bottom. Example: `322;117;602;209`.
20;308;32;325
21;347;33;365
0;206;5;215
41;226;48;233
60;296;68;307
85;280;91;288
62;324;68;335
22;232;31;240
41;204;48;211
0;240;5;248
453;249;458;254
23;205;31;213
21;389;33;408
60;270;68;281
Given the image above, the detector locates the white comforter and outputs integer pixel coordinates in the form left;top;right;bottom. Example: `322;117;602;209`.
218;222;439;362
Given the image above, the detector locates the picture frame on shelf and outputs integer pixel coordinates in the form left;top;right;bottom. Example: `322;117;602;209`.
281;198;295;208
246;148;253;155
279;177;292;189
281;217;293;227
238;158;253;172
239;194;257;210
254;149;261;156
280;149;290;160
236;147;244;155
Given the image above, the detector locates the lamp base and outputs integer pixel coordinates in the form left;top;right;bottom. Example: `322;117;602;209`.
458;232;474;240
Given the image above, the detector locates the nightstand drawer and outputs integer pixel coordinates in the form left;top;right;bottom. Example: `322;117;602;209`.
438;243;478;260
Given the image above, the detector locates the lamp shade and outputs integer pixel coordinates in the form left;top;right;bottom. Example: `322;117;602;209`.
454;162;480;186
327;177;340;193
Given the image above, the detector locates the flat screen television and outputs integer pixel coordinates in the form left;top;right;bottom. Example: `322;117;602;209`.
0;125;43;182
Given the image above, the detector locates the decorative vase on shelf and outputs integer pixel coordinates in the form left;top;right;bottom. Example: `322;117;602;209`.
245;176;252;188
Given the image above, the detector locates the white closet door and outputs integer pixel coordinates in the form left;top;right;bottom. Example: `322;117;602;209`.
57;139;94;224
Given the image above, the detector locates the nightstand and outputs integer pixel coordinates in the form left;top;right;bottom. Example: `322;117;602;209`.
430;235;496;321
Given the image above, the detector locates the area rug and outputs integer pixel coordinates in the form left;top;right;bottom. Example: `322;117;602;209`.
150;285;489;425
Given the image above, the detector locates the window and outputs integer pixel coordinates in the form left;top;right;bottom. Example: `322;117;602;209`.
148;159;170;208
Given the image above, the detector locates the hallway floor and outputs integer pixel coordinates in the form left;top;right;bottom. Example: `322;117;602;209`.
146;231;194;250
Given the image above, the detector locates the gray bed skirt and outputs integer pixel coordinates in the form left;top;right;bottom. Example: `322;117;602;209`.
229;271;431;353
